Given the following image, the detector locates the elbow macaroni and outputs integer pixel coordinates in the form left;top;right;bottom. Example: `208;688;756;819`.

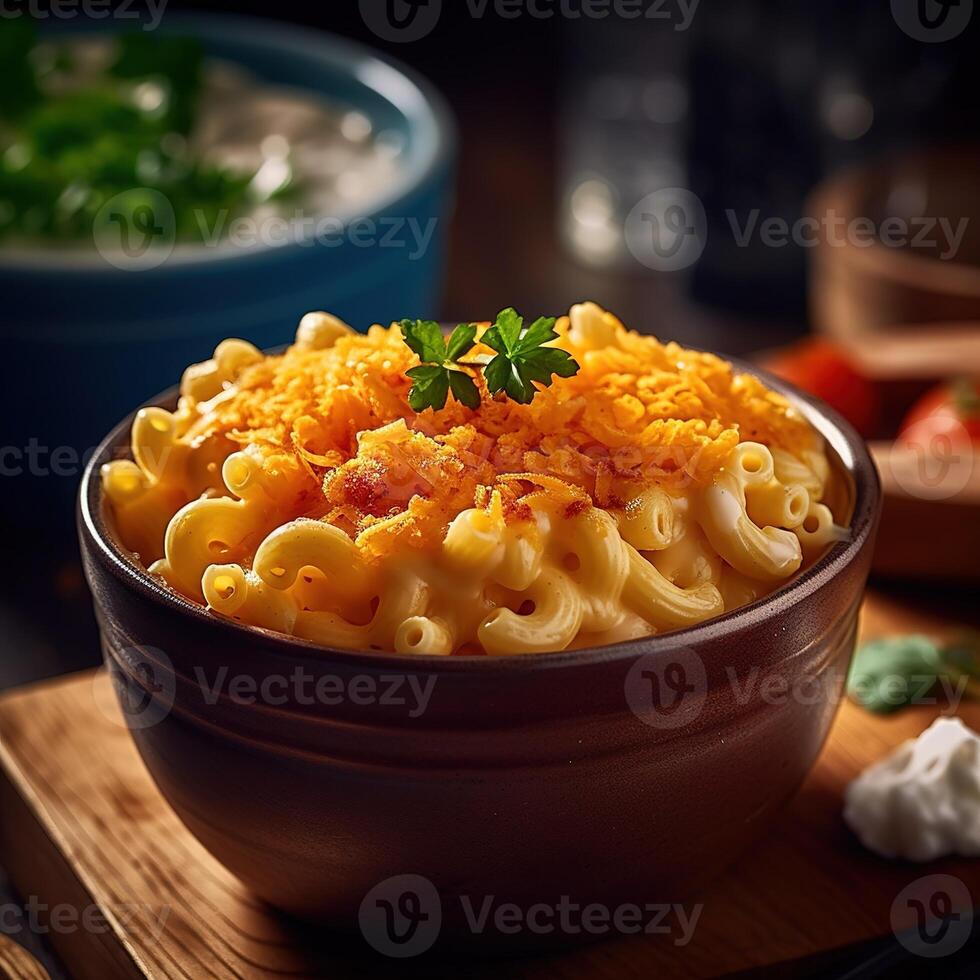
102;303;849;655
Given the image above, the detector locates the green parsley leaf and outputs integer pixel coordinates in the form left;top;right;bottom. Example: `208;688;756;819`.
401;320;481;411
515;316;559;354
445;322;478;362
448;369;481;409
483;354;516;400
400;308;580;411
405;364;450;412
400;319;447;364
483;307;524;353
482;308;579;404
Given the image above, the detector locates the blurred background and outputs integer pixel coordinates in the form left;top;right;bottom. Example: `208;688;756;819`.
1;0;979;691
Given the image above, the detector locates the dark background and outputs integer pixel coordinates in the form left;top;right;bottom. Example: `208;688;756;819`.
2;0;979;684
177;0;980;326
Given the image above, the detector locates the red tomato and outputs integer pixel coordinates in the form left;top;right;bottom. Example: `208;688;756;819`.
899;380;980;450
763;339;880;437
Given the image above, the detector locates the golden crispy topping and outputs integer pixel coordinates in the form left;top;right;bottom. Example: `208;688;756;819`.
181;314;815;554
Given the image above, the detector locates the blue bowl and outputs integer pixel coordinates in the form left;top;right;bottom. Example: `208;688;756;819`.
0;14;455;529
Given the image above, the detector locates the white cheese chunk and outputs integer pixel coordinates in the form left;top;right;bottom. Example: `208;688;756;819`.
844;717;980;861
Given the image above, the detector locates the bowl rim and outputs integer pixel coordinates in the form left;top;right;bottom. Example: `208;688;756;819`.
79;349;881;674
0;12;455;273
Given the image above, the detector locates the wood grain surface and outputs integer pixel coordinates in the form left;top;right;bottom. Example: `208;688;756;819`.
0;592;978;980
0;936;51;980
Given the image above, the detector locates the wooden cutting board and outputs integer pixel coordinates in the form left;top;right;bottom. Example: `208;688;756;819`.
0;936;50;980
1;592;978;980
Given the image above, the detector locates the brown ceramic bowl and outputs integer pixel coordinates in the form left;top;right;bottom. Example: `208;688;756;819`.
78;362;880;952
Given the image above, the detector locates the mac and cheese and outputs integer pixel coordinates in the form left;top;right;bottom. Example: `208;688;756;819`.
102;303;849;655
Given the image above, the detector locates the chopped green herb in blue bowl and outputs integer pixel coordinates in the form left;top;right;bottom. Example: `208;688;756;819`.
0;14;454;531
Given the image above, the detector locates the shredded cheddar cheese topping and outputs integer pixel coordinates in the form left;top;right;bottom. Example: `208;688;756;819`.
181;306;815;557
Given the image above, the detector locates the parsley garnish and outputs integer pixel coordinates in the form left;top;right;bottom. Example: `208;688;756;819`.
400;320;480;411
400;308;580;411
482;308;580;404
